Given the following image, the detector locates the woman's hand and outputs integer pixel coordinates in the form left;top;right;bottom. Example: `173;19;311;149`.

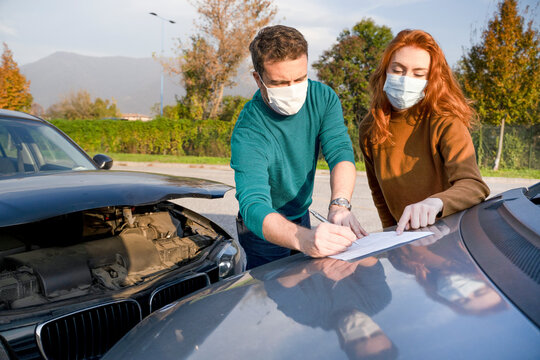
396;197;443;234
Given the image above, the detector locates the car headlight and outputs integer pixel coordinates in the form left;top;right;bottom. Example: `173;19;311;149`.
215;242;238;279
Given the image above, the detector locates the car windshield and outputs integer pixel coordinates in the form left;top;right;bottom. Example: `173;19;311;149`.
0;119;96;176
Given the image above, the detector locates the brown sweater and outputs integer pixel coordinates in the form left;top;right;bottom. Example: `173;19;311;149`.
359;112;490;228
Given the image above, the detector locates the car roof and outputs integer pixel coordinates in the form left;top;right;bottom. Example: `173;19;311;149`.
0;109;46;122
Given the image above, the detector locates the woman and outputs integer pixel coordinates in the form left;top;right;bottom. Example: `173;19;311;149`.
359;29;489;233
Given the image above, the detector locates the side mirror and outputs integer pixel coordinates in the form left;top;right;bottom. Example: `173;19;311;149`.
93;154;113;170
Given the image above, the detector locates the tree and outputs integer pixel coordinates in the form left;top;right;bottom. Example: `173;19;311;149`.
46;90;120;120
164;0;276;119
151;102;181;120
219;95;250;122
170;36;216;120
313;19;393;128
0;43;33;111
31;103;45;117
457;0;539;170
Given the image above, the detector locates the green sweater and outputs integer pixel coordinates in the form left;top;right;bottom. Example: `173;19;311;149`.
230;79;355;240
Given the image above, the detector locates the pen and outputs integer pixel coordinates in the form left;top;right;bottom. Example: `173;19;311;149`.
309;209;330;224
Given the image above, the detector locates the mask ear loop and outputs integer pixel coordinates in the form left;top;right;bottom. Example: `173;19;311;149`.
253;70;271;106
254;71;268;88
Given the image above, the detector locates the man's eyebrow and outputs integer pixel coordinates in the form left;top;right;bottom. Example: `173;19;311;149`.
268;79;289;84
268;74;307;84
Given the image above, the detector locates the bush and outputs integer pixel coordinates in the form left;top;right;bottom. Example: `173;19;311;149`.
219;96;250;122
471;124;539;169
51;118;236;157
51;119;539;170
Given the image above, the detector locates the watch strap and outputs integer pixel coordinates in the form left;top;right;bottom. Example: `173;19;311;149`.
329;197;352;210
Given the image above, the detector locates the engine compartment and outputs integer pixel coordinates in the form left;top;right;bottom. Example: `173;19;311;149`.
0;203;221;310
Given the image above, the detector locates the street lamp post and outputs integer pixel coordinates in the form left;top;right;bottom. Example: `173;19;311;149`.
149;12;175;117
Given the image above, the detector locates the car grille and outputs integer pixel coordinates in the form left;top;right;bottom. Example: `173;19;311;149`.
478;200;540;284
8;334;41;360
5;269;217;359
206;265;219;283
150;273;209;312
36;300;141;360
487;220;540;284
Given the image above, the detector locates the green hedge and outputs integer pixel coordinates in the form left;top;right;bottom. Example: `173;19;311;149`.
471;124;539;170
348;123;539;170
52;118;539;170
52;118;235;157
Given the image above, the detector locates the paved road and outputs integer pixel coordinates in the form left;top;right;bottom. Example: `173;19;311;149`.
115;161;538;241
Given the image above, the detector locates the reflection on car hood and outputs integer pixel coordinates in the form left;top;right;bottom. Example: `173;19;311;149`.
0;170;232;227
103;212;540;360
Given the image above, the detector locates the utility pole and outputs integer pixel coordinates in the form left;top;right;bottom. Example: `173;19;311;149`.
149;12;175;117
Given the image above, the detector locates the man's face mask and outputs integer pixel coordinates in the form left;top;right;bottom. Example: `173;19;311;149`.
258;73;308;116
383;73;427;110
338;310;382;342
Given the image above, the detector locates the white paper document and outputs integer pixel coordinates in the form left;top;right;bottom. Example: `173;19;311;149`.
330;231;433;261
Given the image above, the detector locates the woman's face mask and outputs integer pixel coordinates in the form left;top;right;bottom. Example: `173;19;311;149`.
258;73;308;116
383;73;427;110
436;274;486;302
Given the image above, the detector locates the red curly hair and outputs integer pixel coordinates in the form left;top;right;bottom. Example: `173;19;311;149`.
362;29;474;144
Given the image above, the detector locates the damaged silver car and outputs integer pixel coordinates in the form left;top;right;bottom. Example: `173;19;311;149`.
0;109;244;360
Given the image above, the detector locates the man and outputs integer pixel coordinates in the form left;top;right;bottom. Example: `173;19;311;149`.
260;257;397;359
231;25;367;270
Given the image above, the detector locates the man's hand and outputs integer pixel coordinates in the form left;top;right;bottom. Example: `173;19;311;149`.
328;206;368;238
298;222;356;258
396;197;443;234
314;258;359;281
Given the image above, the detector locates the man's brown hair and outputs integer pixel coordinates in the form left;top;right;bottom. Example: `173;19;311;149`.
249;25;308;76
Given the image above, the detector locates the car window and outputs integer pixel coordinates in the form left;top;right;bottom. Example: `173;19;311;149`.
0;119;96;176
0;126;18;175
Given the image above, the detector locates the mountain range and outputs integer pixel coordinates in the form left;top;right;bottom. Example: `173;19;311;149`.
20;52;259;115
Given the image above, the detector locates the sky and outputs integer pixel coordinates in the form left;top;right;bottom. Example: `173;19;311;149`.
0;0;538;69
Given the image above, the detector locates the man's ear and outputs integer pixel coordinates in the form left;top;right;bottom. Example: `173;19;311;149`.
253;71;269;105
252;71;262;87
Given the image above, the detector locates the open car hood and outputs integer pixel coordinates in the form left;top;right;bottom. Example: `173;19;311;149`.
0;170;232;227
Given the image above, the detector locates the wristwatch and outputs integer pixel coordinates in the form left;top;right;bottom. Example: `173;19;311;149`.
329;197;352;211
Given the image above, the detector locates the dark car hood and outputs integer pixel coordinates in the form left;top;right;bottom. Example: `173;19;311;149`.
104;212;540;360
0;170;232;227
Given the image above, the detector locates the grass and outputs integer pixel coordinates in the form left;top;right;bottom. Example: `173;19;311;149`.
102;153;231;165
99;152;539;179
478;167;540;179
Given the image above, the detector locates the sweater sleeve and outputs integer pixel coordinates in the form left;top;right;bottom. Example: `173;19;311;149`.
230;123;277;240
319;87;355;171
430;118;490;216
359;135;396;228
